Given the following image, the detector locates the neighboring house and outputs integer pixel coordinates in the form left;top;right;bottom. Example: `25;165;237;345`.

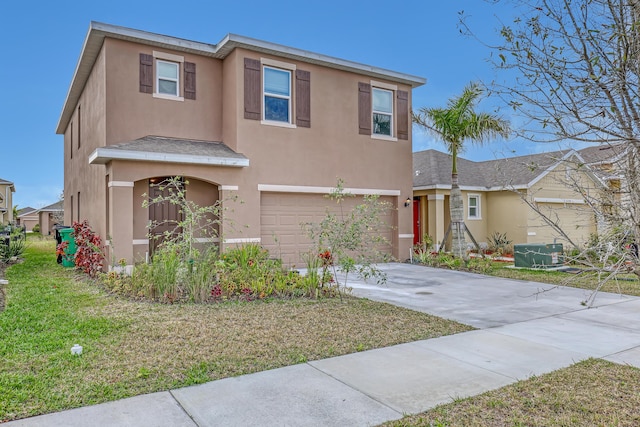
576;143;627;213
412;148;606;250
0;179;15;226
37;201;64;236
16;207;38;231
57;22;425;269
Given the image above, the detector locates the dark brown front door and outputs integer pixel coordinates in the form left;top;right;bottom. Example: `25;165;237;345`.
149;177;183;256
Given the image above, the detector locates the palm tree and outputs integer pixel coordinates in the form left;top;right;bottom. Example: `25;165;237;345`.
413;82;510;258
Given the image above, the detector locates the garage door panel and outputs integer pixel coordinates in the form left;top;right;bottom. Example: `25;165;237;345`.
261;193;394;266
529;203;595;246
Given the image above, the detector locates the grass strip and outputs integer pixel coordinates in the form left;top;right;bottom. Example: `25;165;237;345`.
383;358;640;427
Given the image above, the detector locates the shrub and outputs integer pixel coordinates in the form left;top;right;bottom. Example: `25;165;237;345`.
72;220;104;277
488;231;512;254
215;244;308;301
302;179;392;298
107;243;319;303
32;223;40;233
0;234;26;262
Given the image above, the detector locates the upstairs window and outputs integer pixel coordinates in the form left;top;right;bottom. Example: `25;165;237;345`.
157;60;179;97
358;81;409;140
139;52;195;101
372;88;393;136
244;58;310;128
263;66;291;123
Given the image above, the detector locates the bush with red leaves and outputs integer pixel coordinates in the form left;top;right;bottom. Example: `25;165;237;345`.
72;220;104;277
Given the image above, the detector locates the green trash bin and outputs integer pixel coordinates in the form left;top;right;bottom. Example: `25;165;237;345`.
59;228;77;267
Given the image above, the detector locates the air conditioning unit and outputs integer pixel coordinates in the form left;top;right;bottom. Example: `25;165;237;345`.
514;243;564;268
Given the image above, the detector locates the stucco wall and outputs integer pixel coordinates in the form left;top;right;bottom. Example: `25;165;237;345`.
485;191;529;245
104;38;224;145
64;43;106;233
63;36;416;265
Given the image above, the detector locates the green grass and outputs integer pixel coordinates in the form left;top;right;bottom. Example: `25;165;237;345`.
0;240;130;420
0;239;472;422
382;359;640;426
489;264;640;297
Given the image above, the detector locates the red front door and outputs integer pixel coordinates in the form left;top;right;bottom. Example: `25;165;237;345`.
413;199;420;245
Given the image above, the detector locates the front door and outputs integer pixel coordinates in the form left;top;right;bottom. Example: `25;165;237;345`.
148;177;183;256
413;198;420;245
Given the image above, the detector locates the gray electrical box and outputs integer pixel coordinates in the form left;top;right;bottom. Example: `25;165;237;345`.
514;243;564;268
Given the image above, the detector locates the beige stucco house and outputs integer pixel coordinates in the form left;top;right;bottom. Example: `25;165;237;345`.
37;201;64;236
0;179;15;226
412;148;608;250
17;202;64;234
16;207;38;231
57;22;425;269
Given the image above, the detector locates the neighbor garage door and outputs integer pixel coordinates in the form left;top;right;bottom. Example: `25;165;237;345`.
529;202;596;246
260;192;394;266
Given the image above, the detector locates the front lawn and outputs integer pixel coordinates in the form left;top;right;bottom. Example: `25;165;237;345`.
0;239;472;422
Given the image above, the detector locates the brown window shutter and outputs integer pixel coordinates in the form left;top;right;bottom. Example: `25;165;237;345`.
184;62;196;100
244;58;261;120
397;90;409;140
295;69;311;127
358;82;371;135
139;53;153;94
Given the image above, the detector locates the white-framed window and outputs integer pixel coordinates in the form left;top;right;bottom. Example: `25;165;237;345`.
157;60;179;97
468;194;481;219
263;66;292;123
372;87;393;136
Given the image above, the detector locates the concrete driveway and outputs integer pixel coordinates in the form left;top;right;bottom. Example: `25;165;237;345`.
344;262;635;328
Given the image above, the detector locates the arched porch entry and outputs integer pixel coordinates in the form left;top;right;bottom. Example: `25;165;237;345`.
135;176;221;260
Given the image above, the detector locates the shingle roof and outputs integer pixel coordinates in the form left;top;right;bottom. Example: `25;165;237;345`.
89;136;249;167
17;207;37;216
38;201;63;212
577;143;626;165
413;149;572;189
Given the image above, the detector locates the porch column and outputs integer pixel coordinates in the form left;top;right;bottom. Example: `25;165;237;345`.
428;194;445;250
108;181;134;270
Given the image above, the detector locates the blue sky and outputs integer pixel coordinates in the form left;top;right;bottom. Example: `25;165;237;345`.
1;0;554;209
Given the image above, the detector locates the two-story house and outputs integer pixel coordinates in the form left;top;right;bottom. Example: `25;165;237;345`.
56;22;425;269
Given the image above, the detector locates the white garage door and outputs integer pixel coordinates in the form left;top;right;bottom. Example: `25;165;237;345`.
260;192;394;267
529;202;596;246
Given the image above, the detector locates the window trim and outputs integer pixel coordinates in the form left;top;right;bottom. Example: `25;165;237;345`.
260;58;297;128
262;65;292;125
152;51;184;101
155;59;181;99
467;194;481;220
367;80;399;141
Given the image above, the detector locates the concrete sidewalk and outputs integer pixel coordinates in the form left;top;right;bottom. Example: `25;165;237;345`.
6;263;640;426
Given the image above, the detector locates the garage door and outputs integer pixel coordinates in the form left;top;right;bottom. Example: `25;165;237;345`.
260;192;394;267
528;202;596;246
